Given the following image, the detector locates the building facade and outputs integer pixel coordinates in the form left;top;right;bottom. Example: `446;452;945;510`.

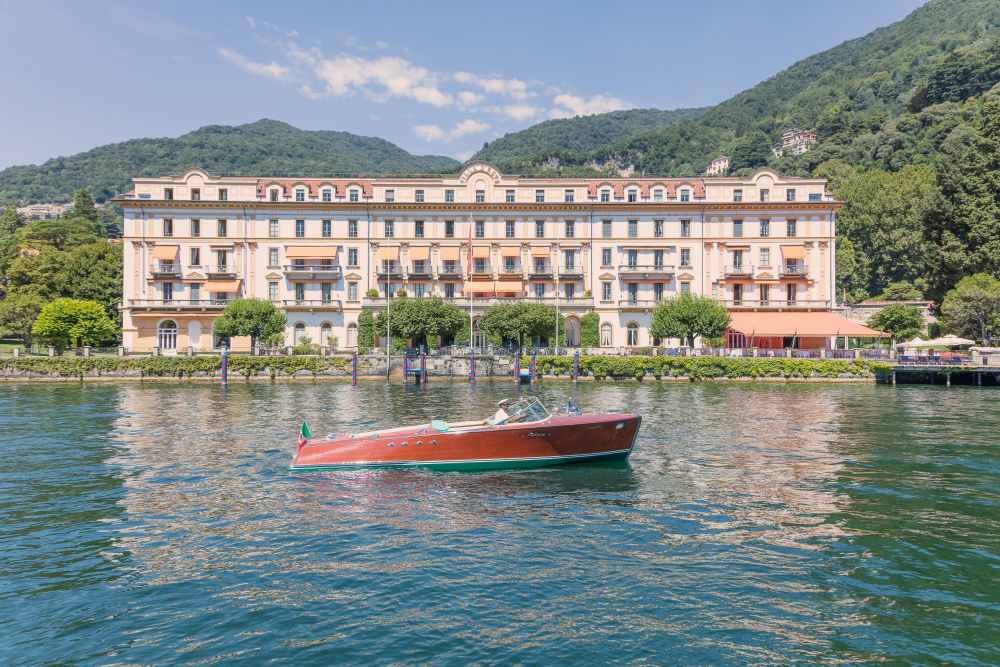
705;156;730;176
772;129;819;157
115;162;847;353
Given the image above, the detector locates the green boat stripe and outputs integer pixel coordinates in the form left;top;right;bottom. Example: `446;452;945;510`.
290;448;632;472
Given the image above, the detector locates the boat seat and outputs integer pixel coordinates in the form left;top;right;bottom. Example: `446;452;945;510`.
430;419;451;432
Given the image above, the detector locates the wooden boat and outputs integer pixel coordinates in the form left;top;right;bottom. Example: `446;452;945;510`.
291;397;641;472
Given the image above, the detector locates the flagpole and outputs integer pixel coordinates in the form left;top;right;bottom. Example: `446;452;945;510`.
467;219;473;351
555;250;560;356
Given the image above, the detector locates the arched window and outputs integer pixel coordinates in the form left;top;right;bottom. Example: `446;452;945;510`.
600;323;612;347
157;320;177;350
627;323;639;346
294;322;306;345
320;322;332;346
347;323;358;347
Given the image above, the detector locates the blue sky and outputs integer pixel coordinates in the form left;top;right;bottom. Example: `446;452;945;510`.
0;0;927;169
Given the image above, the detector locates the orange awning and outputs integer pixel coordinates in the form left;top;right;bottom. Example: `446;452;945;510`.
151;245;179;260
781;245;807;259
728;311;879;337
378;246;400;261
499;246;521;257
472;246;490;258
495;280;523;292
408;246;430;261
204;279;242;293
439;246;460;261
530;246;550;257
462;280;495;293
285;246;338;259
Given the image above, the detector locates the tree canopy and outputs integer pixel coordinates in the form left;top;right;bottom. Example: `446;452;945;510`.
373;296;465;345
867;304;926;342
939;273;1000;345
477;302;563;348
31;298;116;347
649;294;731;347
212;298;286;350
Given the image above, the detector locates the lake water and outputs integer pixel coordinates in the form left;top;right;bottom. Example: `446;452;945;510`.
1;380;998;665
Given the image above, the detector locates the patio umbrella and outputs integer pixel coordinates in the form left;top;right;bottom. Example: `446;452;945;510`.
896;338;926;348
923;335;974;347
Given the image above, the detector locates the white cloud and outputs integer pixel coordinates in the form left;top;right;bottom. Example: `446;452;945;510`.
244;16;256;28
454;150;476;162
454;71;531;100
218;47;290;81
457;91;485;108
295;52;453;107
413;119;491;142
503;104;537;121
549;92;631;118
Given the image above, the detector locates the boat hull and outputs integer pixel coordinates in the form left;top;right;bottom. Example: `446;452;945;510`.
291;414;641;472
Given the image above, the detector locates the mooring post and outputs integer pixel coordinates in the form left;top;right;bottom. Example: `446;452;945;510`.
946;373;951;387
513;353;520;383
978;372;982;386
892;370;897;385
351;351;358;385
403;355;409;385
221;350;228;388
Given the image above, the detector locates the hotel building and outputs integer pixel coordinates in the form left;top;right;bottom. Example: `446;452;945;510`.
116;162;871;353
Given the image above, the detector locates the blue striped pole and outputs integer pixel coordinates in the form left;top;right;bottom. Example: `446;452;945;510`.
221;351;228;387
513;353;520;382
351;351;357;385
420;354;426;385
470;349;475;384
530;354;536;383
403;355;409;385
573;351;579;383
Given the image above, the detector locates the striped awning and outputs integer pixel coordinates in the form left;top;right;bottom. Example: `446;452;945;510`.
285;246;338;259
204;279;242;292
408;246;430;261
473;246;491;258
151;245;179;260
378;246;400;261
781;245;807;259
439;246;460;261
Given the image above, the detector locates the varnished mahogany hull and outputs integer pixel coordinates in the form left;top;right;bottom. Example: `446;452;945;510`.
291;413;641;471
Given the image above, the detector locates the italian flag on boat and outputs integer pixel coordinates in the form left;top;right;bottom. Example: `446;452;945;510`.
297;421;312;452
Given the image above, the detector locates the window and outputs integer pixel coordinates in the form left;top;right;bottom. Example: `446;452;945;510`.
760;248;770;266
564;189;574;202
733;219;743;237
654;250;664;268
190;247;200;266
506;189;515;203
322;189;331;202
680;281;691;294
600;323;612;346
385;189;394;203
295;189;305;202
348;220;358;238
534;283;545;298
415;220;424;238
602;282;612;301
760;284;770;305
269;219;278;237
505;220;515;238
535;189;544;203
602;220;612;238
219;188;227;201
348;282;358;301
415;189;424;203
349;189;358;202
164;188;173;200
475;220;485;238
216;249;228;269
653;283;664;302
733;189;742;202
786;189;796;202
475;189;485;203
627;250;638;267
268;248;278;267
348;248;358;266
681;219;691;238
535;220;544;238
190;188;200;201
809;193;822;201
786;219;797;237
321;283;332;303
504;256;516;273
296;219;305;238
680;248;691;267
440;283;453;298
760;219;770;237
322;220;331;237
653;189;663;202
474;257;486;273
733;283;743;306
564;249;576;269
217;219;227;237
627;323;639;346
654;220;663;238
413;283;425;298
760;188;769;202
787;283;796;304
565;220;575;238
627;189;637;203
445;220;455;238
190;218;199;237
565;283;575;298
269;282;279;301
190;284;200;303
157;319;177;349
294;285;305;303
270;189;279;202
445;189;455;203
163;218;173;237
601;189;610;202
680;189;690;202
384;220;394;238
628;220;637;238
602;248;611;266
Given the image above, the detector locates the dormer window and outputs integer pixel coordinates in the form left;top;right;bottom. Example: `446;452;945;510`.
760;188;770;202
295;189;305;202
415;189;424;203
164;188;173;200
733;189;743;202
564;189;574;203
190;188;200;201
445;189;455;202
270;189;279;202
476;189;485;203
627;189;637;203
601;189;610;202
350;189;359;202
322;188;331;202
506;189;515;203
219;188;228;201
385;189;394;203
653;189;663;201
680;189;690;202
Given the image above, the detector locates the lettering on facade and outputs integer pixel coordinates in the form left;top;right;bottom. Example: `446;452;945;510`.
458;162;502;185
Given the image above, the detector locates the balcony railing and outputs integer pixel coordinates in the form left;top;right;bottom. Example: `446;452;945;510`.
149;262;182;277
499;264;522;275
123;299;230;311
282;263;342;278
206;265;237;278
724;264;754;276
778;263;808;277
470;263;493;275
559;265;584;277
442;296;595;308
617;264;675;278
408;263;432;277
282;299;343;311
376;264;403;277
720;299;832;309
618;298;664;310
528;263;554;277
438;264;463;277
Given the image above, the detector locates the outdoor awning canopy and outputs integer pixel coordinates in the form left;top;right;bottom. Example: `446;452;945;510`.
781;245;807;259
499;246;521;257
408;246;430;261
204;279;242;293
472;246;490;258
439;246;460;261
378;246;400;261
151;245;179;260
728;311;879;337
495;280;523;292
285;246;338;259
462;280;495;293
530;246;550;257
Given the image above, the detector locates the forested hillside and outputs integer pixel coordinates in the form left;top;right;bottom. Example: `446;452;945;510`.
0;120;460;204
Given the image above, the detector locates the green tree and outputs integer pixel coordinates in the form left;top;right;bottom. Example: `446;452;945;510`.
728;129;773;172
73;189;98;222
61;241;123;322
31;298;115;347
867;303;926;341
478;302;563;349
0;205;24;239
211;298;286;352
580;311;600;348
357;310;375;353
939;273;1000;345
877;280;924;300
374;296;465;346
649;294;731;347
0;291;46;344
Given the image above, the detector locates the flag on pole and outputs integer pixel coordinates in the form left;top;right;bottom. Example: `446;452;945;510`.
297;420;312;452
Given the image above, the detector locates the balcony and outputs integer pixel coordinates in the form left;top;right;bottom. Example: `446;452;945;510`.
408;263;432;278
618;298;664;311
617;264;675;279
282;299;343;311
123;299;230;312
376;263;403;278
282;263;342;279
441;296;595;309
724;264;754;277
559;265;584;279
437;264;463;278
778;263;808;277
721;299;833;310
528;262;553;278
470;263;493;277
206;265;237;278
149;262;182;278
498;264;523;276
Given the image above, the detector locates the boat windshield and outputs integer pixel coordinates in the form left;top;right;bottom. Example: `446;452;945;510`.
501;397;550;424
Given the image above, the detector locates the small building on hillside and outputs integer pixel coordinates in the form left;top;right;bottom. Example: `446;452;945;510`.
16;202;74;220
773;129;818;157
705;156;730;175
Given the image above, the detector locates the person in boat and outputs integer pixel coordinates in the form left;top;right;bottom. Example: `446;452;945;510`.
488;399;511;425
